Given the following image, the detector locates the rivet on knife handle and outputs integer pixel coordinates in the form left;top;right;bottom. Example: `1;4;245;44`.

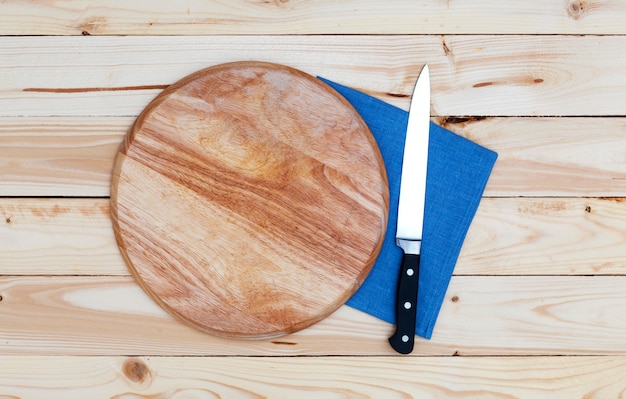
389;253;420;354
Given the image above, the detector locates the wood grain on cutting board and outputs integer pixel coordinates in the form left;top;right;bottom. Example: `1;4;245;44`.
110;62;388;338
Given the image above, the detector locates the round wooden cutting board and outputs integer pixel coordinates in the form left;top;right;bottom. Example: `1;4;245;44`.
110;61;388;339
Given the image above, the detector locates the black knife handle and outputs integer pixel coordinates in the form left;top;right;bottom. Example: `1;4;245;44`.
389;253;420;354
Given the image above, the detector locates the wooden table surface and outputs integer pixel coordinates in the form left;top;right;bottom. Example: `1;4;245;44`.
2;1;626;397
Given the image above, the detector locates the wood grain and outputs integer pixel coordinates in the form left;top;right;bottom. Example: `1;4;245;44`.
0;275;393;356
1;355;626;398
0;198;125;276
441;117;626;197
4;115;626;198
5;197;626;277
3;2;626;394
111;62;388;339
3;275;626;356
2;0;626;35
3;36;626;117
0;116;127;197
460;197;626;275
0;0;626;399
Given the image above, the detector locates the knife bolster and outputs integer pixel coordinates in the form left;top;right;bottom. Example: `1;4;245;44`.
396;238;421;255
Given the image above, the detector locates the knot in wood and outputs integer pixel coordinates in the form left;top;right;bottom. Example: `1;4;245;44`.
122;358;152;385
568;0;585;19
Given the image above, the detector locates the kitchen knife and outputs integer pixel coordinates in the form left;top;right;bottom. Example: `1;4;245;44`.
389;64;430;354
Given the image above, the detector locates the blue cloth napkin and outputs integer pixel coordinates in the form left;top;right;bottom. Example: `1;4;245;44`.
319;78;498;339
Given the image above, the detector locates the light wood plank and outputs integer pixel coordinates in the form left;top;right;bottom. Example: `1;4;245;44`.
436;275;626;356
2;0;626;35
0;35;430;115
0;275;395;356
1;355;626;399
0;198;125;275
4;197;626;276
447;117;626;197
461;197;626;275
2;275;626;356
3;116;626;197
2;36;626;117
0;116;128;197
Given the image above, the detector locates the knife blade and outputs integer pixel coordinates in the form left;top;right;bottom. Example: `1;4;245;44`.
388;64;430;354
